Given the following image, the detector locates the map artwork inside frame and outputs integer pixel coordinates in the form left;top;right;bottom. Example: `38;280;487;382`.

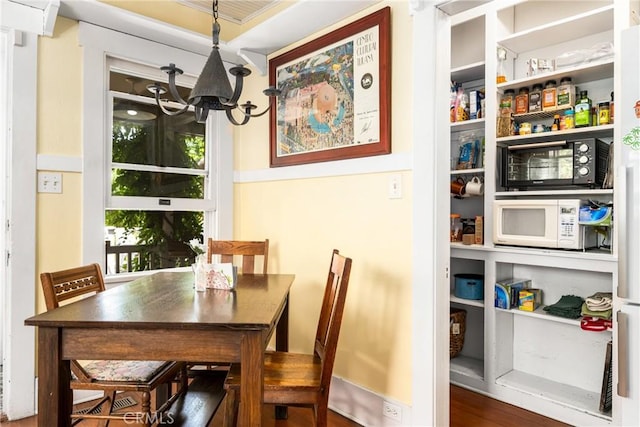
268;7;390;167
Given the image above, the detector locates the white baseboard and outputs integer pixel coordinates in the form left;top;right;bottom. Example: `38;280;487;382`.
73;390;104;405
34;377;104;411
329;376;412;426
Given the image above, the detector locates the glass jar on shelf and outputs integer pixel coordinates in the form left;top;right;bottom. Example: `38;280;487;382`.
556;77;574;109
564;109;575;129
450;214;463;242
542;80;557;111
515;87;529;114
529;83;543;113
497;46;508;84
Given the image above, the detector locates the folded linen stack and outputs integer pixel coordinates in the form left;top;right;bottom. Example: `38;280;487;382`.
581;292;613;319
543;295;585;319
580;292;613;331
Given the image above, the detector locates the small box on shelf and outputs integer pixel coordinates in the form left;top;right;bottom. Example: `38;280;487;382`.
495;278;532;309
469;90;485;120
474;216;483;245
518;288;543;312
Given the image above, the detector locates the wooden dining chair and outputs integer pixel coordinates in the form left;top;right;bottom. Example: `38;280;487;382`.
207;238;269;274
190;239;271;373
40;263;188;426
222;249;352;427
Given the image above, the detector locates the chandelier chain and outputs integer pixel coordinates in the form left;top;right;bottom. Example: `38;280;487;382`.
152;0;281;125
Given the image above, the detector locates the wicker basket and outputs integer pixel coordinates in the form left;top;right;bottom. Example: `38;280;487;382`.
450;308;467;358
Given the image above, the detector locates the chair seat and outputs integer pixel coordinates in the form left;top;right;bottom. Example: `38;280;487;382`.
226;352;321;393
78;360;173;382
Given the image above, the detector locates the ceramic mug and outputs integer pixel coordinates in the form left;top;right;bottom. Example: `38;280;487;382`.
451;177;465;196
466;176;484;196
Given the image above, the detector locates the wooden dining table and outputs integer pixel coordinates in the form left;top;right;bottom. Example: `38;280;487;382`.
25;271;295;427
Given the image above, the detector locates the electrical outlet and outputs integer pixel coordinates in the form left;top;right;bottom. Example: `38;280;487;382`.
383;401;401;421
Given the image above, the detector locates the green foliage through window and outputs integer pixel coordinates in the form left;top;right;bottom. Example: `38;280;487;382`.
106;97;207;273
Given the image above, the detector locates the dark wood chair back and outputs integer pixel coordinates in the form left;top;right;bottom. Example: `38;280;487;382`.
40;262;106;310
223;249;352;427
207;239;269;274
315;249;352;391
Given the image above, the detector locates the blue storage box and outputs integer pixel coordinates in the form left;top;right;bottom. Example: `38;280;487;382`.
454;274;484;300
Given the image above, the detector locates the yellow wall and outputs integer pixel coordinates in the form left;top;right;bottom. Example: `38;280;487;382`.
232;2;414;402
34;1;414;405
36;16;84;315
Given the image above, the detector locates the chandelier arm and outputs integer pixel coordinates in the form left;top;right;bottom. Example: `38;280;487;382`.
247;106;272;118
152;90;189;116
234;94;278;118
247;97;277;118
220;72;245;107
167;71;189;106
194;106;209;124
225;108;250;126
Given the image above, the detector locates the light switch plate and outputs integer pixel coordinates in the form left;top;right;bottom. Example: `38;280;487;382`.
38;172;62;193
388;174;402;199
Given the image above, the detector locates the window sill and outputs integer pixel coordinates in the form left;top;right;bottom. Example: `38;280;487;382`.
104;266;192;286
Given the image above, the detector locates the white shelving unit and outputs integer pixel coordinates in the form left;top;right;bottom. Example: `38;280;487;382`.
442;1;636;426
449;10;488;393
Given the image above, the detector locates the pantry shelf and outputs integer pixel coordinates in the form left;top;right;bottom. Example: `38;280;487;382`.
450;354;484;381
495;305;582;326
497;5;614;54
495;189;613;197
451;244;489;261
450;118;485;132
451;61;485;83
497;59;614;93
495;370;612;424
450;167;484;176
491;246;617;273
451;294;484;308
496;124;614;145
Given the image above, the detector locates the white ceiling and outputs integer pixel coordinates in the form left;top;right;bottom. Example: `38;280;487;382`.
48;0;382;74
176;0;281;24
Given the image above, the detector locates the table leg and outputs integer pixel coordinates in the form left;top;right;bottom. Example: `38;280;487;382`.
275;293;289;419
275;293;289;352
38;327;72;427
240;330;264;427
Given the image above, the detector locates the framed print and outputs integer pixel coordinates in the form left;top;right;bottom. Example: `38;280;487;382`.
269;7;391;167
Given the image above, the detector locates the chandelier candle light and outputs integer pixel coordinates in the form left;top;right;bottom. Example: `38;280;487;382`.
147;0;281;125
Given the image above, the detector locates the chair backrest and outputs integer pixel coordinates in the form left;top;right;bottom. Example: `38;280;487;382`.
207;239;270;274
314;249;352;392
40;263;106;310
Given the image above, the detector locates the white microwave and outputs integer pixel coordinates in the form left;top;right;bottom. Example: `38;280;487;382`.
493;199;584;250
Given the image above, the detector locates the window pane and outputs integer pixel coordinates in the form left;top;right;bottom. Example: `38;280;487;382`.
107;70;211;276
111;169;204;198
105;210;203;274
112;100;205;169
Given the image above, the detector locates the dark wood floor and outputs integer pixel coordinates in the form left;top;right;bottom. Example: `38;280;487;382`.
450;385;571;427
0;385;572;427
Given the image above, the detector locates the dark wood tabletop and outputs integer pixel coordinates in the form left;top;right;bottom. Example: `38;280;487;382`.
26;271;294;330
25;271;295;427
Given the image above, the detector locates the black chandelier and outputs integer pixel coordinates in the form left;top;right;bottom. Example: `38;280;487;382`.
147;0;280;125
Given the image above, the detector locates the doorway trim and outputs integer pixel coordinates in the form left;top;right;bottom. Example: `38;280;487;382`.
1;26;37;421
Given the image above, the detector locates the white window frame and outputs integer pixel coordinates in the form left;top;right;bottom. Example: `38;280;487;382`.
79;22;234;284
106;62;214;213
106;61;214;276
